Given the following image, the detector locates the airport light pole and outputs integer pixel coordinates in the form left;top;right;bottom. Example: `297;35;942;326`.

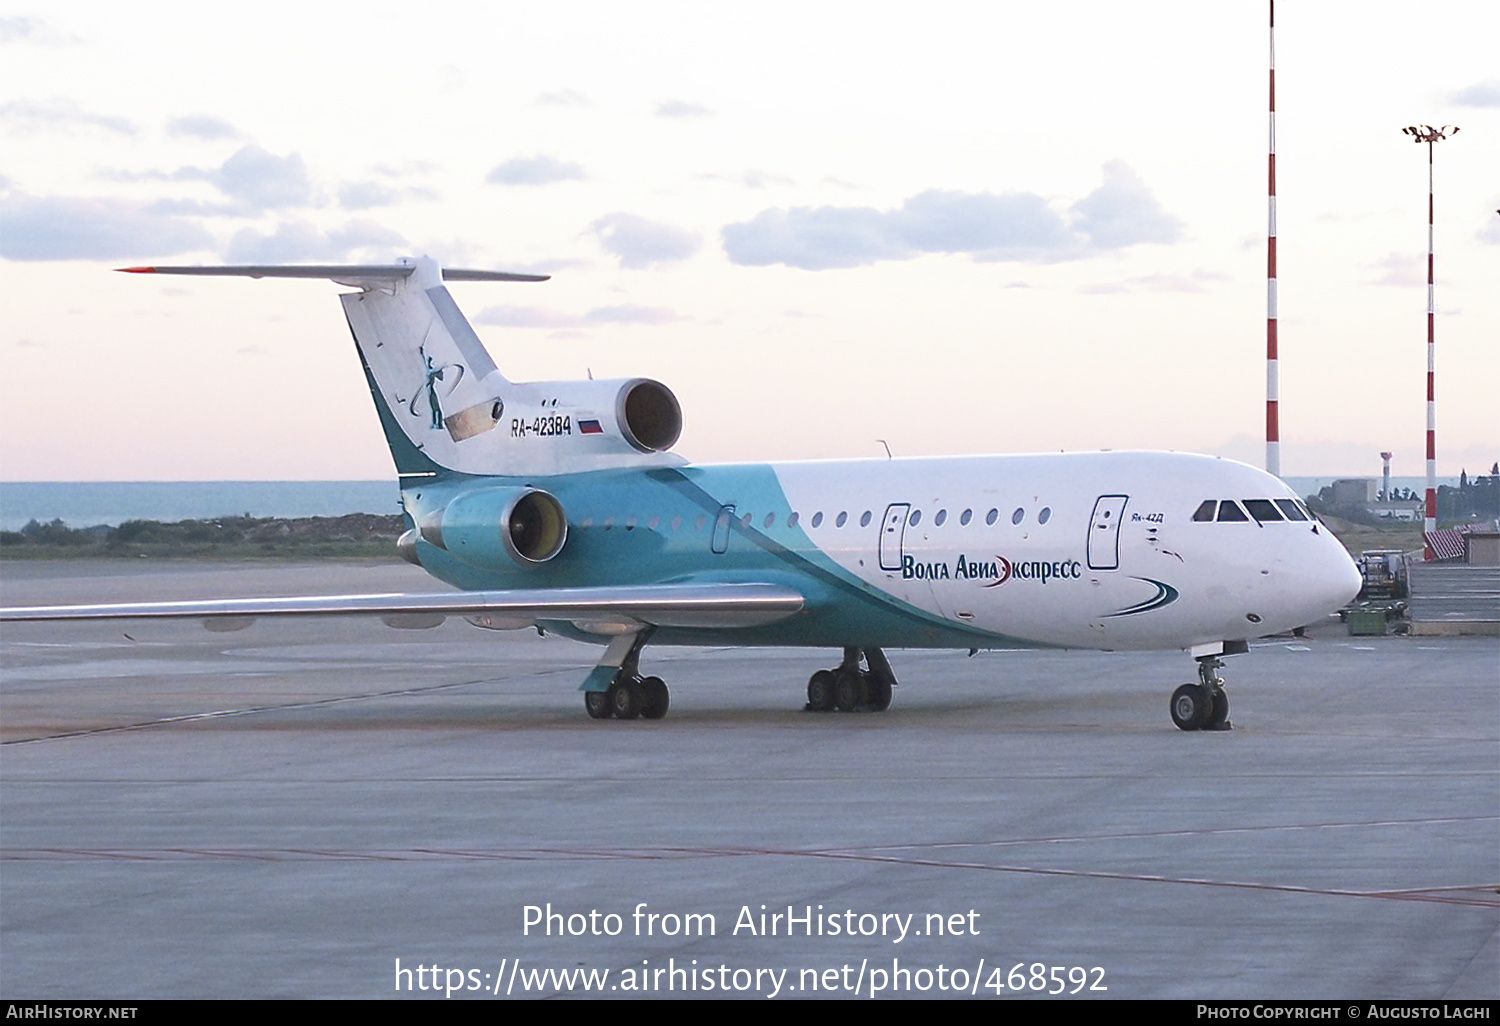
1401;124;1458;560
1265;0;1280;478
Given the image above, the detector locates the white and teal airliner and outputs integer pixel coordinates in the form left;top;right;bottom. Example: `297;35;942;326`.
1;258;1361;729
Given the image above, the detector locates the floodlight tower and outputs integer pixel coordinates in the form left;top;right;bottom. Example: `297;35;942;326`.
1265;0;1280;478
1401;124;1458;559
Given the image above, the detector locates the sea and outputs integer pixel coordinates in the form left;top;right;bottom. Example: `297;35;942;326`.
0;476;1457;534
0;481;402;533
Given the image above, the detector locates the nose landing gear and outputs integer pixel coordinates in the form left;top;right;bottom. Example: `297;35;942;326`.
1170;654;1232;731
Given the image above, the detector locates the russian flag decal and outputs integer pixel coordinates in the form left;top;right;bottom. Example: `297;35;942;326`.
579;419;604;435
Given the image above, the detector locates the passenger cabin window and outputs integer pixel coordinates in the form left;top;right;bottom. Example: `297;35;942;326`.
1192;500;1216;522
910;509;922;527
1243;499;1284;523
1215;501;1249;522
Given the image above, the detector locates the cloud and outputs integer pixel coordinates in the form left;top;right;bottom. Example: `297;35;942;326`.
699;169;796;189
0;17;74;45
894;189;1076;260
585;304;682;325
130;146;317;212
475;303;685;328
656;99;714;118
722;205;908;270
722;162;1182;270
211;146;315;210
587;213;700;268
1078;272;1214;295
1448;80;1500;107
476;305;583;328
224;219;406;263
0;17;41;42
0;192;211;261
370;161;439;178
166;114;240;141
0;98;135;136
1067;160;1183;249
535;89;590;107
487;155;586;186
1371;252;1424;287
339;181;399;209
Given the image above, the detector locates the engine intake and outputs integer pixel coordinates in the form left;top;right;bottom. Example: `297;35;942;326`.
418;487;567;568
618;378;681;453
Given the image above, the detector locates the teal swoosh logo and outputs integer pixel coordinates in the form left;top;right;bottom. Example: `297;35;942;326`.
1105;577;1179;617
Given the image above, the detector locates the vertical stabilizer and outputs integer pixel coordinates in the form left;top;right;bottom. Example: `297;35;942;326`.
341;257;511;473
119;259;687;479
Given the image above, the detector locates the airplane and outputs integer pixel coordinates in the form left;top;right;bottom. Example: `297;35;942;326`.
0;257;1361;729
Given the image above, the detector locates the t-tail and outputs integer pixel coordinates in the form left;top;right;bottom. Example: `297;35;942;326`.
119;257;686;481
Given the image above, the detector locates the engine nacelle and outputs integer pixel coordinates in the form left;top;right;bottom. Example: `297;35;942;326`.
502;377;682;454
417;487;568;569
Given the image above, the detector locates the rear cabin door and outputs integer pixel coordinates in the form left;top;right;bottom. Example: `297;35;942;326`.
1087;494;1129;570
711;505;735;554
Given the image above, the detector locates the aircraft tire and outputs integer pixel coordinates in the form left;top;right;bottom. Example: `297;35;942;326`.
834;668;864;712
1202;687;1230;730
806;670;836;712
611;678;643;720
639;676;670;720
584;689;613;719
1170;683;1211;731
867;677;892;712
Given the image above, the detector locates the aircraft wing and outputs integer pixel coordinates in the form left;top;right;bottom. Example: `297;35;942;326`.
0;582;804;633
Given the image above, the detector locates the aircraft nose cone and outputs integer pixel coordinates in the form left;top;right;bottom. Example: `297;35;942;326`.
1311;536;1362;615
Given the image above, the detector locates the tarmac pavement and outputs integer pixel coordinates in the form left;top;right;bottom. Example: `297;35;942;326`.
1;560;1495;999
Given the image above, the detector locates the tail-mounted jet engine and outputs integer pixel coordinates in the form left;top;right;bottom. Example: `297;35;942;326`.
414;487;568;569
506;376;682;454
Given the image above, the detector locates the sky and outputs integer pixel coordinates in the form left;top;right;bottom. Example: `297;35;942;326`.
1;1;1495;482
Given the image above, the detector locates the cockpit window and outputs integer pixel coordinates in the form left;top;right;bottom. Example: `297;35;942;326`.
1274;498;1308;521
1215;500;1249;522
1192;500;1216;522
1243;499;1284;523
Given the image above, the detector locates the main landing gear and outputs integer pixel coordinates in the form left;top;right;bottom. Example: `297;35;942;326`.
1169;654;1232;732
585;673;669;721
582;636;900;721
583;631;670;721
805;647;897;713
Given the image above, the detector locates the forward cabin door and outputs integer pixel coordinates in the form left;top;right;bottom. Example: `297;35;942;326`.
879;503;910;572
1087;494;1129;570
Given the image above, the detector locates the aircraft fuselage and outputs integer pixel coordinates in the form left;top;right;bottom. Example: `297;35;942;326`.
404;450;1356;653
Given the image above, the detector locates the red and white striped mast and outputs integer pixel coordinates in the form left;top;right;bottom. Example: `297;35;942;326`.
1265;0;1280;479
1401;123;1458;560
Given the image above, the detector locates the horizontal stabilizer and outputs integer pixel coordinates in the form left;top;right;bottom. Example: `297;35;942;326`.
117;264;549;283
0;582;804;633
